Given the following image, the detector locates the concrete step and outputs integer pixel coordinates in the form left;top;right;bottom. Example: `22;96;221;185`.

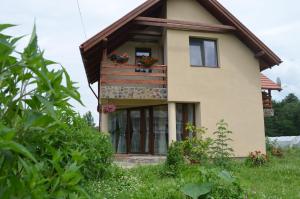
114;154;166;169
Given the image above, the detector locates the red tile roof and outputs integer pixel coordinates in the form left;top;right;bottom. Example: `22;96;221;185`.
261;74;282;91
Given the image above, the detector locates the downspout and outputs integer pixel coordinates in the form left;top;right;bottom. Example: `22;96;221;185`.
87;83;100;131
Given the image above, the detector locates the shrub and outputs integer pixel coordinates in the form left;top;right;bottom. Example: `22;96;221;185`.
184;123;213;164
266;137;284;157
271;147;284;157
246;151;268;167
0;24;113;198
161;141;185;177
181;167;246;199
211;120;234;168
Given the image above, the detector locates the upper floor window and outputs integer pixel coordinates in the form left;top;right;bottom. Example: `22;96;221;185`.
189;38;218;67
135;48;151;65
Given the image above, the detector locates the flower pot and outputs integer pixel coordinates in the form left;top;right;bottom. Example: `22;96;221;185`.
135;68;141;72
144;69;152;73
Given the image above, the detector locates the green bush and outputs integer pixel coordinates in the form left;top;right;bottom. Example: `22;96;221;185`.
0;24;113;198
184;123;213;164
245;151;269;167
181;167;245;199
210;120;234;168
266;138;284;158
161;141;185;177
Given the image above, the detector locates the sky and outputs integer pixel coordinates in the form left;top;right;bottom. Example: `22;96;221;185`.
1;0;299;121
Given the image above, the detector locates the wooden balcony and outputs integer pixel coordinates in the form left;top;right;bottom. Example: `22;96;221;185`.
262;92;272;109
100;63;167;100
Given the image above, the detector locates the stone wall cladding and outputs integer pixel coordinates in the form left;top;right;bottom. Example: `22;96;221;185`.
101;86;167;100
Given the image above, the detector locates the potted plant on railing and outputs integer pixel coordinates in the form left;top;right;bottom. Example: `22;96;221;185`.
138;56;158;73
102;103;116;113
108;52;129;64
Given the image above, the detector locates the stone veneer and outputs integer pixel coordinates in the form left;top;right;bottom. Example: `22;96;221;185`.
101;86;167;100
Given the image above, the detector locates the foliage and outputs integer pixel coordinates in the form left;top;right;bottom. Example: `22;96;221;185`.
139;56;158;67
210;120;234;168
161;141;185;177
83;111;96;127
266;138;284;158
265;93;300;136
245;151;268;167
161;123;213;176
109;52;129;64
0;24;112;198
183;123;213;163
86;165;143;198
181;167;245;199
84;149;300;199
181;183;212;199
271;147;284;157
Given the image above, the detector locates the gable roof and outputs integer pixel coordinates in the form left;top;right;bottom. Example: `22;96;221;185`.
261;74;282;91
80;0;282;84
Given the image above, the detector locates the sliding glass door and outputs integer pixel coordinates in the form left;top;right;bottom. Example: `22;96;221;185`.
108;106;169;155
108;104;195;154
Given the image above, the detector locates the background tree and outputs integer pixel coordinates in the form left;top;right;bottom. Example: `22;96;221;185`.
265;93;300;137
83;111;96;127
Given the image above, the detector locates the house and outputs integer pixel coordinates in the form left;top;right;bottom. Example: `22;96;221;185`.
79;0;282;157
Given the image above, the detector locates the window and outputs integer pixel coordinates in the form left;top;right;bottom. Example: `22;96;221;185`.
189;38;218;67
135;48;151;65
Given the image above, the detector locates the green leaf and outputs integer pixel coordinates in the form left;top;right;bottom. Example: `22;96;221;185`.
62;163;82;186
24;111;56;129
0;140;37;163
27;24;38;51
0;123;16;140
71;186;91;199
218;170;235;183
36;95;57;119
0;24;16;32
181;183;212;199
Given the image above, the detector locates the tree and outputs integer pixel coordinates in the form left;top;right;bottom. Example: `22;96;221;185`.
83;111;96;127
265;93;300;137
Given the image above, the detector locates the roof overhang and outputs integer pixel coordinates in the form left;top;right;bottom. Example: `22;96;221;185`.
261;74;282;91
80;0;282;84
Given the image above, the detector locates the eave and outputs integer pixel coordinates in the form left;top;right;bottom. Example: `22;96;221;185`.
80;0;282;84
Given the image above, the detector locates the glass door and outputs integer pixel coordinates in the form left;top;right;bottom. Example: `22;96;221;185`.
129;108;151;154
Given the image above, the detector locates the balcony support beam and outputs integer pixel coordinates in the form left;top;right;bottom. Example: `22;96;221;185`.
134;17;236;33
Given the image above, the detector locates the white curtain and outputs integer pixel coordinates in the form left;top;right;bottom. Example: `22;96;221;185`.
176;104;183;141
130;111;141;153
108;111;127;153
154;106;168;155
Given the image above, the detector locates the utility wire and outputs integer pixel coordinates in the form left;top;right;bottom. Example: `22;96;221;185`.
76;0;87;39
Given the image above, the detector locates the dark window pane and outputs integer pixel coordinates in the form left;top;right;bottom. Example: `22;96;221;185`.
189;38;218;67
204;40;217;67
189;39;203;66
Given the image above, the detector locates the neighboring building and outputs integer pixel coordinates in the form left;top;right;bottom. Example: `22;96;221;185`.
80;0;282;157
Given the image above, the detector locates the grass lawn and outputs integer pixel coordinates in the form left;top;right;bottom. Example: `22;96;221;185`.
236;149;300;199
86;149;300;199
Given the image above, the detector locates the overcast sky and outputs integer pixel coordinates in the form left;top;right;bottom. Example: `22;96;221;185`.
1;0;299;121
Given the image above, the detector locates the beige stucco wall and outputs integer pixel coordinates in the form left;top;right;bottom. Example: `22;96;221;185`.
166;0;266;157
167;0;221;24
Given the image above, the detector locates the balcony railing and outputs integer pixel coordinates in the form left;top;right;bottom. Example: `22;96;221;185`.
262;92;272;109
100;64;167;87
100;63;167;100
